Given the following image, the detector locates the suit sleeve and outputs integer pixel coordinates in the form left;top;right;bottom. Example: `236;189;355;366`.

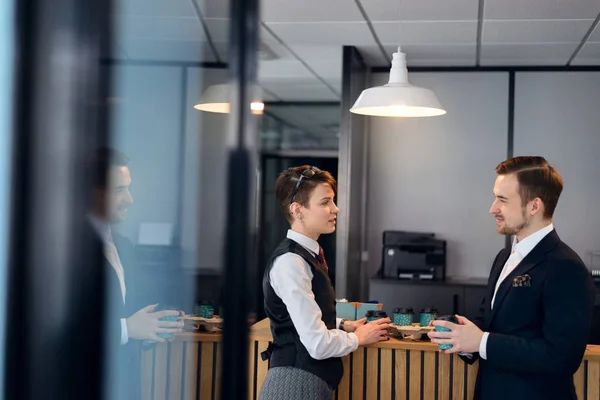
485;260;595;374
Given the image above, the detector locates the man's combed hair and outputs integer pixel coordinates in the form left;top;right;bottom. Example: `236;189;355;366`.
495;156;563;219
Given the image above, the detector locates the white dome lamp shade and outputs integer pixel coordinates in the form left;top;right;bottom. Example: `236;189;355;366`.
350;47;446;118
194;83;264;114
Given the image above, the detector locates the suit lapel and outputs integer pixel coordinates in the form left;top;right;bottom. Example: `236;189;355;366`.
485;248;510;329
488;230;560;327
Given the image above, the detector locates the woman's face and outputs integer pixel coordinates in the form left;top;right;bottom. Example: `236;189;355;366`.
296;183;339;235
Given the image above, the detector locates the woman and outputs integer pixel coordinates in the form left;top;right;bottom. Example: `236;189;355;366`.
260;165;390;400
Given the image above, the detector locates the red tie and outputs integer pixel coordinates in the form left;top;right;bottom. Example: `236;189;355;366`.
316;247;329;272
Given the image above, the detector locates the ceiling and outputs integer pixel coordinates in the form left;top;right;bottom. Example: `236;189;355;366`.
113;0;600;102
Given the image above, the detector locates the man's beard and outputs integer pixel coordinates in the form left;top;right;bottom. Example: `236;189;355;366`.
498;207;529;235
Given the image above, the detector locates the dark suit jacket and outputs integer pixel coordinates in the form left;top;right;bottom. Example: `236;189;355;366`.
100;226;146;400
462;230;595;400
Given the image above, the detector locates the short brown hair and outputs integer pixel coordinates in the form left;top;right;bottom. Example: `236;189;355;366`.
495;156;563;219
275;165;337;224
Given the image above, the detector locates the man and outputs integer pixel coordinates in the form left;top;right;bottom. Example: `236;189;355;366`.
429;156;595;400
88;148;182;399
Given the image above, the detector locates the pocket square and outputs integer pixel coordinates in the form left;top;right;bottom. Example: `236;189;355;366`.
513;274;531;287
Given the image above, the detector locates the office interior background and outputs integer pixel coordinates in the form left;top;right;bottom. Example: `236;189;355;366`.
2;0;600;398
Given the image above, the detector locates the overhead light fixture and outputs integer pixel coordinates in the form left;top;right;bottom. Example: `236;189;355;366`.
350;0;445;118
194;83;264;115
350;47;446;118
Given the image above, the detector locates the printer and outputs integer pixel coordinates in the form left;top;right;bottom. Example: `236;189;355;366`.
380;230;446;281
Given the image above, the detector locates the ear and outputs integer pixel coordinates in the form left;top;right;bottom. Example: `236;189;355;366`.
529;197;544;216
289;202;301;218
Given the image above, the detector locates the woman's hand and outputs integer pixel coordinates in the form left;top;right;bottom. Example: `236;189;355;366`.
343;318;366;332
354;318;391;346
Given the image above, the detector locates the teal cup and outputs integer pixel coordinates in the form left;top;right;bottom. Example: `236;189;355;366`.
419;307;439;327
434;315;458;350
393;307;414;326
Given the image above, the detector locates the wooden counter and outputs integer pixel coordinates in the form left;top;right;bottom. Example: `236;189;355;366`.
141;319;600;400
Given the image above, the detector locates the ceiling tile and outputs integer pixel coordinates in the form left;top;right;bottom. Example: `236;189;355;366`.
259;60;314;80
356;45;390;66
261;0;363;22
260;86;282;101
115;0;194;17
203;18;230;42
484;0;600;20
303;61;343;80
287;45;344;61
570;42;600;65
262;79;340;101
194;0;229;19
115;16;204;41
483;19;594;43
588;23;600;41
480;43;579;65
359;0;478;21
380;44;476;66
265;22;378;46
118;39;219;62
373;21;477;44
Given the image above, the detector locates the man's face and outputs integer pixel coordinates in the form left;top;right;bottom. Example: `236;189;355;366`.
100;165;134;223
489;173;530;236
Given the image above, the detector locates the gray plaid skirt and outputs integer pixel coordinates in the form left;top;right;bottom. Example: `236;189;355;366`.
259;367;332;400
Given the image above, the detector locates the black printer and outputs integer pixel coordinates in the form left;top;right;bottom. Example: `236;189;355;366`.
380;230;446;281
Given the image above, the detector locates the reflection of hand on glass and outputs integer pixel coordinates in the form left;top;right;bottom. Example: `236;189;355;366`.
126;304;183;342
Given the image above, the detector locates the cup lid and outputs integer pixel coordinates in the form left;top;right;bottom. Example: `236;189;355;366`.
435;314;458;323
393;307;414;314
373;310;388;317
420;307;438;314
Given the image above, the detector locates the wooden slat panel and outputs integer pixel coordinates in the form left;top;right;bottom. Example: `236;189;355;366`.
183;342;198;400
380;349;393;400
366;348;379;396
338;355;351;400
352;348;365;400
409;351;421;400
395;350;407;400
256;341;270;397
423;352;436;400
588;360;600;400
467;360;479;400
437;353;450;400
141;348;154;400
214;343;223;400
199;342;214;400
168;341;185;400
154;343;168;400
574;362;585;400
247;341;256;400
452;355;464;400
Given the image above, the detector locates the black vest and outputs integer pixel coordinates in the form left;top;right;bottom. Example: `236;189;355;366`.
262;238;343;389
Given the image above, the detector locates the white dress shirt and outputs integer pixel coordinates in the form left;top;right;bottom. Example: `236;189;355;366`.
479;223;554;359
269;229;359;360
89;215;129;345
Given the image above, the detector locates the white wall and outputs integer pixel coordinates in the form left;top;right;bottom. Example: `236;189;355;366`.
183;67;229;269
514;72;600;267
108;65;231;271
367;72;509;279
110;65;183;243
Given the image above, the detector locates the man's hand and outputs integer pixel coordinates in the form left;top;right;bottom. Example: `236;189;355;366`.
126;304;184;342
428;315;483;354
343;318;366;333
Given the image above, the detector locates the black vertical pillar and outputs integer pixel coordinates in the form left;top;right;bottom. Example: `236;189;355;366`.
220;0;260;398
337;46;369;301
5;0;112;398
